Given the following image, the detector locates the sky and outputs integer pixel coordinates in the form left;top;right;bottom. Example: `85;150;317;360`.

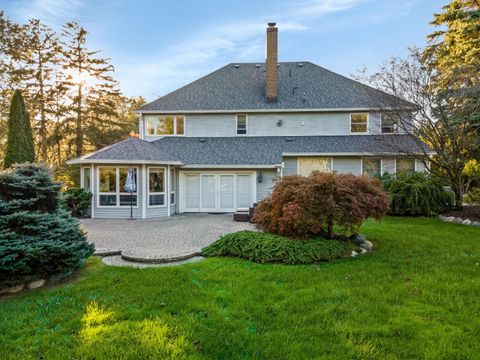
2;0;444;101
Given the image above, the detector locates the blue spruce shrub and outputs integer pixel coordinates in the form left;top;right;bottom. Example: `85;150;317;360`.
0;163;94;286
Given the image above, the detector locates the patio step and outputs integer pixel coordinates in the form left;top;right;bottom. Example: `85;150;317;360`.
234;211;250;222
120;248;201;264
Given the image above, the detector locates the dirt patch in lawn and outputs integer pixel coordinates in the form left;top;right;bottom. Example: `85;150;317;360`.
442;205;480;221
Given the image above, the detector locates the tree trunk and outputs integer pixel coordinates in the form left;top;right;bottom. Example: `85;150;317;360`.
451;180;464;210
38;51;48;163
326;218;334;239
75;84;83;157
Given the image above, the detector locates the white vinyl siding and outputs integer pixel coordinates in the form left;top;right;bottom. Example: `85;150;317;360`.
256;169;278;202
141;112;398;140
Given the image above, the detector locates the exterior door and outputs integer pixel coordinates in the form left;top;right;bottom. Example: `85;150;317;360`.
181;172;254;213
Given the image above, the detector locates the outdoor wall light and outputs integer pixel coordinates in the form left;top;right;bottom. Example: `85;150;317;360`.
258;172;263;183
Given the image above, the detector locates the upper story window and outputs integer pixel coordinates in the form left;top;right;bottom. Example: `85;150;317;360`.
236;114;247;135
145;115;185;136
381;113;398;134
298;157;332;176
350;113;368;133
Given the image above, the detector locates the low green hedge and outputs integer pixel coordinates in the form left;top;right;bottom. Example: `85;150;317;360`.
202;231;350;264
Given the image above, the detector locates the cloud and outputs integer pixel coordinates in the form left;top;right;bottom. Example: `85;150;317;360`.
118;0;364;98
13;0;84;25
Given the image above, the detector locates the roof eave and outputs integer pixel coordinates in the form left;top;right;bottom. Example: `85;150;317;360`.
66;159;184;165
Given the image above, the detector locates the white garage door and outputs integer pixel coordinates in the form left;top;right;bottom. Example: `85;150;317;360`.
181;172;254;212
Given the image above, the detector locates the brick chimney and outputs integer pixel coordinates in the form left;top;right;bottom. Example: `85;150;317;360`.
265;22;278;102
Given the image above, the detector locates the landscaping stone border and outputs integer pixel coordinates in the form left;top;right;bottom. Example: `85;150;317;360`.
439;215;480;227
101;255;205;268
349;233;373;257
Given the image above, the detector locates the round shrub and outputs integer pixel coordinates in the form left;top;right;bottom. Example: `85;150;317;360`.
62;188;93;217
0;163;94;287
252;172;389;238
202;231;349;264
381;172;453;216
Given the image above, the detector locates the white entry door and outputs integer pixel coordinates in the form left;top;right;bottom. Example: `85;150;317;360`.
181;172;254;213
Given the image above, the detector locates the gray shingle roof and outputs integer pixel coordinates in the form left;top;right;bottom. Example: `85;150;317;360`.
69;135;430;165
80;137;178;162
139;62;404;112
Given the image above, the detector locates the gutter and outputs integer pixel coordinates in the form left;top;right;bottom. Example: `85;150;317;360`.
66;159;184;165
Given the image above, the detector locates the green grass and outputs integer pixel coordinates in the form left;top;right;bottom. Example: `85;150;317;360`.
1;217;479;359
202;230;350;264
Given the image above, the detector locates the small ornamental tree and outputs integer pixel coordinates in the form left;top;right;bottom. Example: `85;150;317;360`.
253;172;389;238
0;163;94;286
4;90;35;169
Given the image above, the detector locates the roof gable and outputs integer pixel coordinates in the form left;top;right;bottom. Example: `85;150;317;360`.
139;62;402;112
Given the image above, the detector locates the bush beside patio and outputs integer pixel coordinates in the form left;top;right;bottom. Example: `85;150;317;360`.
202;231;351;264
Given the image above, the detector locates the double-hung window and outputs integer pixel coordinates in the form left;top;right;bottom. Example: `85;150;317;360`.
98;167;137;207
236;114;247;135
381;113;398;134
350;113;368;133
145;115;185;136
363;158;381;177
148;167;166;206
396;158;415;173
298;157;332;176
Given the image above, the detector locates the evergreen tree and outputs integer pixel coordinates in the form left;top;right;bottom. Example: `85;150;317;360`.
0;163;94;286
424;0;480;90
3;90;35;168
61;22;121;157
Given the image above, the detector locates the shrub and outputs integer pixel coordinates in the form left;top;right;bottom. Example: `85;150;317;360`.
380;172;453;216
252;172;389;238
465;187;480;205
202;231;349;264
63;188;92;217
0;163;94;287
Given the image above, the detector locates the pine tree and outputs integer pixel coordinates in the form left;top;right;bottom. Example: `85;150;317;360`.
0;163;94;286
61;22;121;157
424;0;480;90
3;90;35;168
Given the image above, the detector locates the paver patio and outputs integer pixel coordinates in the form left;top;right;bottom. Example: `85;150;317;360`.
80;213;255;263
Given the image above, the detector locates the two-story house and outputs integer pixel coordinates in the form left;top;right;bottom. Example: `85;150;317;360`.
67;23;430;219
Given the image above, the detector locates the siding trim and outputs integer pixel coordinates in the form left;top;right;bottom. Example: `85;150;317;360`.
136;107;397;114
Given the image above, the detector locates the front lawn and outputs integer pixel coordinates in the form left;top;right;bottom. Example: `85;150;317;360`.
1;217;479;359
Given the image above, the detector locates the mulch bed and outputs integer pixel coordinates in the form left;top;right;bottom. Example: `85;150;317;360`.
442;205;480;221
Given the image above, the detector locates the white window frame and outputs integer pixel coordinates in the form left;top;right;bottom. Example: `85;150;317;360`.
349;113;369;134
144;115;185;137
97;166;139;208
148;166;167;208
236;114;248;135
297;157;333;176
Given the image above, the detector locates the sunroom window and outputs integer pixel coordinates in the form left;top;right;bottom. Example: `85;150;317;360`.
148;167;165;206
98;167;137;207
298;157;332;176
145;115;185;136
170;168;176;205
350;113;368;133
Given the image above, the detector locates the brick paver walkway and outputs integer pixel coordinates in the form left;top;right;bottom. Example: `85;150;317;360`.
80;214;255;263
